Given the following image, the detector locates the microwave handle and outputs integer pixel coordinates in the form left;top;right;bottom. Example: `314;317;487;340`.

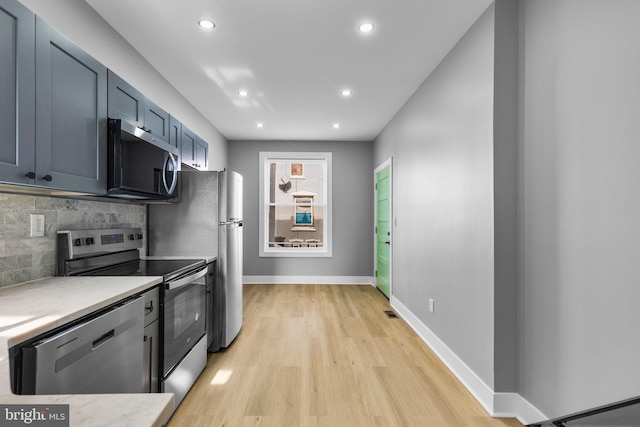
162;153;178;195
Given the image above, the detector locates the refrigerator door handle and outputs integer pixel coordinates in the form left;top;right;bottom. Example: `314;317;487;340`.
219;220;242;226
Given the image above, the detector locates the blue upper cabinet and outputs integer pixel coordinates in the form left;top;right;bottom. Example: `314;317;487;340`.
180;126;208;171
34;17;107;194
0;0;35;185
0;0;107;194
144;99;170;146
169;115;181;151
107;69;145;129
195;137;208;171
108;70;171;147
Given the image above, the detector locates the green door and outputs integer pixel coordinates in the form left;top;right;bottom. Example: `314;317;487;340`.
376;165;391;298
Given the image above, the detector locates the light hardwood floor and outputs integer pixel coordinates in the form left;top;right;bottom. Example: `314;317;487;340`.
167;284;524;427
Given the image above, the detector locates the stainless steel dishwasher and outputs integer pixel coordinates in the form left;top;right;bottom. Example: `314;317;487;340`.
17;296;145;395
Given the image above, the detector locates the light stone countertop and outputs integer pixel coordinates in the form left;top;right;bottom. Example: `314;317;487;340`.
0;276;174;427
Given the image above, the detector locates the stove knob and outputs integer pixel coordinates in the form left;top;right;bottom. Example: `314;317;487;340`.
74;238;82;246
129;234;135;240
137;233;143;240
85;237;94;245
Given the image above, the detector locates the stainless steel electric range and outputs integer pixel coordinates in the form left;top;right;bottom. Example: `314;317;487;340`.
56;227;208;412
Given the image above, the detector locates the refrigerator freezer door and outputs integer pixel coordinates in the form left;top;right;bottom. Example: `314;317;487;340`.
219;170;243;222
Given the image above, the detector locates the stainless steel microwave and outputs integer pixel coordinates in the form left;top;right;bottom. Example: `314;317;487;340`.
107;118;179;201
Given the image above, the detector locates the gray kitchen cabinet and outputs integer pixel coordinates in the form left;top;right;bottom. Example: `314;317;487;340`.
205;261;217;351
142;286;160;393
1;1;106;194
107;70;145;129
195;137;209;170
108;70;171;146
144;99;170;146
0;0;35;185
34;17;107;194
181;127;208;171
180;125;197;169
169;115;181;151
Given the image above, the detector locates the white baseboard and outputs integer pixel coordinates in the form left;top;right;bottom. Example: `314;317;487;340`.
390;296;547;426
243;275;375;285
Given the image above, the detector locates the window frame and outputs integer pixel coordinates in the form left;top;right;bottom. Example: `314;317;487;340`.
259;151;332;258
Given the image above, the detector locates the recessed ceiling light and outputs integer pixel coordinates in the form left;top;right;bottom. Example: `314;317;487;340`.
238;90;249;97
198;19;215;29
341;89;352;97
256;123;264;128
332;123;340;129
358;22;374;33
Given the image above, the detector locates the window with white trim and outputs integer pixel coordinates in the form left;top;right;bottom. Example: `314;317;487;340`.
259;152;332;257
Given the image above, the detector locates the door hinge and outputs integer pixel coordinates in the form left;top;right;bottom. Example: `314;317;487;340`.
375;226;377;234
375;270;378;277
375;183;377;190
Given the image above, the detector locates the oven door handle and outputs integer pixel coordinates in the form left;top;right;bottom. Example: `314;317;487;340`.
166;267;208;290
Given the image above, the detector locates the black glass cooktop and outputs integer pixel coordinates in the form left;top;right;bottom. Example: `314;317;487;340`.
84;259;205;281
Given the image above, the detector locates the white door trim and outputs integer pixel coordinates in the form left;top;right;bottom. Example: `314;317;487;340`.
374;157;393;296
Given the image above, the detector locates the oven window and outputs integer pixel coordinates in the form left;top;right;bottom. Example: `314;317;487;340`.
172;291;195;339
164;282;206;375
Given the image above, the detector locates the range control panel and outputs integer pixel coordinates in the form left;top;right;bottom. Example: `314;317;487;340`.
57;228;144;260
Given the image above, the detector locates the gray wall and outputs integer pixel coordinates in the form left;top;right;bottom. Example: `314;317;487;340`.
374;5;499;389
229;140;373;278
375;0;640;419
492;0;519;395
518;0;640;418
17;0;228;171
0;194;145;287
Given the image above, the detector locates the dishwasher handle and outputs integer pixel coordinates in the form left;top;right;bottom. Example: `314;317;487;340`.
92;329;115;349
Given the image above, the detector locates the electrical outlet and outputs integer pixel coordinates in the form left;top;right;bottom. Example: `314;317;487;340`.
30;214;45;237
429;298;435;314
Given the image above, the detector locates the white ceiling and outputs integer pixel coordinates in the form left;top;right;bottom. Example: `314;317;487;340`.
85;0;493;141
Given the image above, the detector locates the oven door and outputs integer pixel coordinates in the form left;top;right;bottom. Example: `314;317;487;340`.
163;266;207;375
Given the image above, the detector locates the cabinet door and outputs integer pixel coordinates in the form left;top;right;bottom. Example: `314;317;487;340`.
143;319;159;393
0;0;35;184
181;126;196;168
107;70;144;129
195;137;208;170
35;17;107;194
168;115;181;151
144;99;170;146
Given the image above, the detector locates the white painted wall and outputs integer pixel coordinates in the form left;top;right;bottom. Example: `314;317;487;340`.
18;0;228;171
518;0;640;419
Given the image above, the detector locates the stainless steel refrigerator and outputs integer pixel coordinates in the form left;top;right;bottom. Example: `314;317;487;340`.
147;169;243;350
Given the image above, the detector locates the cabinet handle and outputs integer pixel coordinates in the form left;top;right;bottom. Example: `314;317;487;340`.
42;174;53;182
25;172;36;179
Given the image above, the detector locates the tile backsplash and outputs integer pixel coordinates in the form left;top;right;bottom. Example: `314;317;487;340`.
0;193;146;288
